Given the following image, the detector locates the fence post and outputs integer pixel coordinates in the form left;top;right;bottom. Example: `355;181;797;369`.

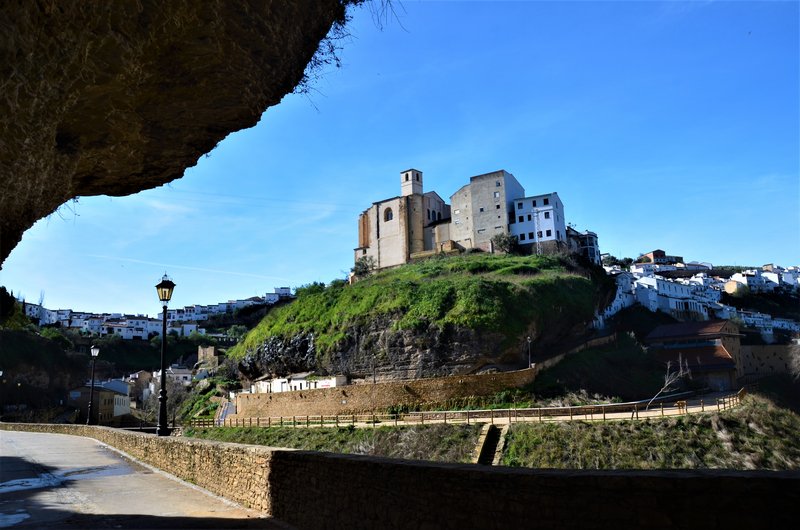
602;407;605;422
466;410;470;425
306;415;309;427
701;400;704;412
395;414;398;427
490;409;494;425
421;412;424;425
444;412;447;424
509;408;512;424
635;404;638;420
352;414;355;426
717;399;720;411
569;407;572;420
660;402;663;417
539;408;542;423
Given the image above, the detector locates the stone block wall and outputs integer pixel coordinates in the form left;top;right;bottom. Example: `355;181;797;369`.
1;423;797;529
0;423;275;512
232;368;537;419
739;345;790;379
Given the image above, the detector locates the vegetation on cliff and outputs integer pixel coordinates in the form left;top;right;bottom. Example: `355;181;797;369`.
229;253;612;375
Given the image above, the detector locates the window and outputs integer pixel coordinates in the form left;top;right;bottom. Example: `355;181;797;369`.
537;231;543;238
477;228;485;234
493;191;500;198
437;211;442;220
527;214;531;221
416;174;420;181
454;209;460;215
557;230;561;240
520;233;526;241
528;232;534;239
544;212;550;219
518;216;524;222
546;229;552;237
496;204;500;209
544;198;549;205
427;209;430;220
384;208;393;222
532;200;537;207
479;207;484;212
405;175;409;182
518;202;523;209
496;180;501;187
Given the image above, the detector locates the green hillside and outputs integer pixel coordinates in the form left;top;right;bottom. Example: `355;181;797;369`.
502;394;800;470
230;253;612;370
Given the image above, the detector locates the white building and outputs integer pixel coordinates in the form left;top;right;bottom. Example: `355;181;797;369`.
252;373;348;394
509;192;567;251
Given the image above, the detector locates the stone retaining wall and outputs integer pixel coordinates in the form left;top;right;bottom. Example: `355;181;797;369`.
2;423;798;529
233;367;537;419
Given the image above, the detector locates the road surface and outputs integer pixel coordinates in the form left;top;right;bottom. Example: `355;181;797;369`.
0;430;287;529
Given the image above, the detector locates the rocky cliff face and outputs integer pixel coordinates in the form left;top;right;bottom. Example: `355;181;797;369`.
0;0;355;265
238;314;590;382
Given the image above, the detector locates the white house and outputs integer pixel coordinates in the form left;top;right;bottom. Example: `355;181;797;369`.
509;192;567;251
253;373;348;394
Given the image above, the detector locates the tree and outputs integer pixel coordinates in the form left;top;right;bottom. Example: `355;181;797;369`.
491;233;519;254
226;325;248;342
646;354;691;410
351;256;376;277
40;327;74;351
143;377;190;424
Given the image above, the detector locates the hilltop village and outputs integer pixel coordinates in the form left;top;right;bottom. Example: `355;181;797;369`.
354;168;601;271
5;167;799;429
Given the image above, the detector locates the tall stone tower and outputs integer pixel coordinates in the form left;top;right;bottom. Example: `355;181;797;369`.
400;169;425;255
401;168;423;196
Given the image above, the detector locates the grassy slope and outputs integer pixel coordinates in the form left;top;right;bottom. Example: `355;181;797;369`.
531;333;665;402
230;254;607;361
502;394;800;470
184;423;482;463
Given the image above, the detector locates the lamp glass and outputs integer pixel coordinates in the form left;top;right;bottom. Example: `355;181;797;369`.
155;274;176;303
90;345;100;357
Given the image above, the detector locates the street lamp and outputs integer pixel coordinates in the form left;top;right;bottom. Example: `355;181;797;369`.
155;273;175;436
86;345;100;425
527;336;532;368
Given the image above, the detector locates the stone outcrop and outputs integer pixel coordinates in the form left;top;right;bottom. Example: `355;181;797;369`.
0;0;356;265
239;315;514;382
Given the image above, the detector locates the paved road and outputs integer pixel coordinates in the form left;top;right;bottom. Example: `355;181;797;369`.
0;430;287;529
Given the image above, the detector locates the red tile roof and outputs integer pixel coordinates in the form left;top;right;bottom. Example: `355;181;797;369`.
645;320;737;343
654;345;735;373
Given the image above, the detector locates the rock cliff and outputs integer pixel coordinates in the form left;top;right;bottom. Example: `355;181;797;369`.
0;0;357;265
234;255;615;381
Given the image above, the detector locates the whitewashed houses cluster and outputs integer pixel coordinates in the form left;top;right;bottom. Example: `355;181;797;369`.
598;252;800;341
20;287;293;341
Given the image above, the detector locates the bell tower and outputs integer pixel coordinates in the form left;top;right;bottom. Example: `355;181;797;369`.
401;168;423;196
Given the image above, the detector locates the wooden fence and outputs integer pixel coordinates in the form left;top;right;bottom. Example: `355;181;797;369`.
187;389;746;429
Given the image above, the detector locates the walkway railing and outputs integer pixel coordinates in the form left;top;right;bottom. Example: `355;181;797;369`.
187;389;746;429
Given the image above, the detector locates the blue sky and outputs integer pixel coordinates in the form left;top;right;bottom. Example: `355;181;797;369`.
2;0;798;317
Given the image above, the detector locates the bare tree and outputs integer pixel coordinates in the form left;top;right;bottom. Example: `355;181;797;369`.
646;354;691;410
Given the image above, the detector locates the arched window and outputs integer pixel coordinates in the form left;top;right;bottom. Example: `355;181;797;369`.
384;208;393;222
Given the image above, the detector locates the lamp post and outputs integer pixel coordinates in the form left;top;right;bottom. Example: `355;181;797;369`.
155;273;176;436
527;336;532;368
86;345;100;425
